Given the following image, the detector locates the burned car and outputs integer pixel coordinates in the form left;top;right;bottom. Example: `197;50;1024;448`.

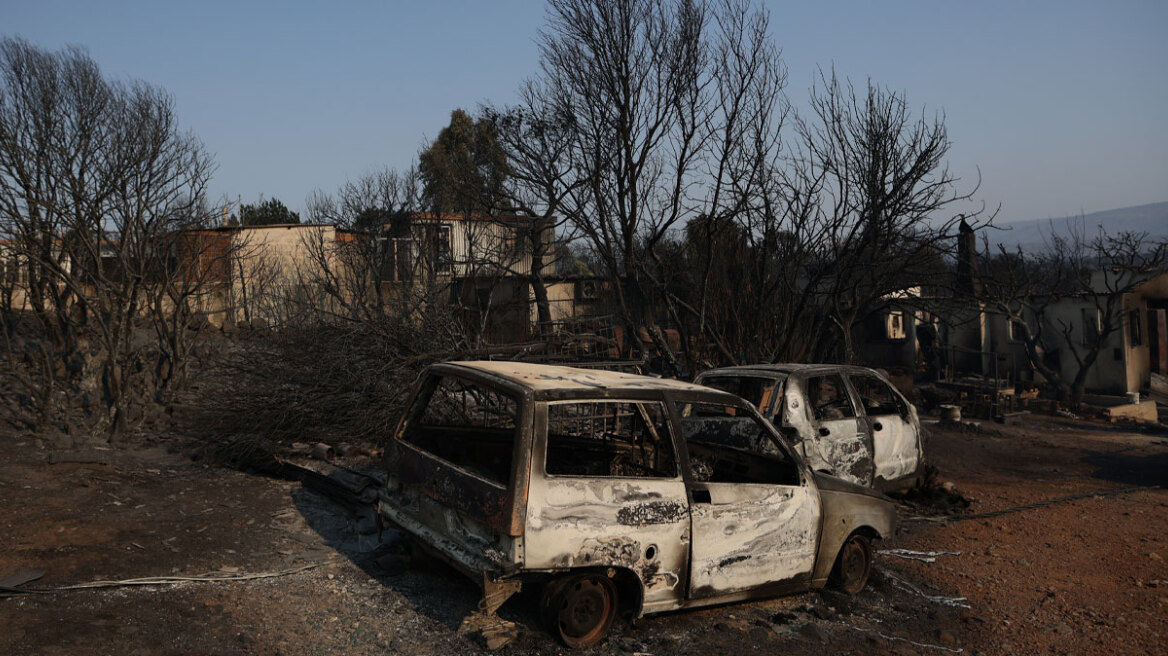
695;364;925;491
378;361;896;648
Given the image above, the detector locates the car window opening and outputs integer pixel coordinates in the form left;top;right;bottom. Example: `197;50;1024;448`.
677;402;800;486
545;401;679;478
400;375;518;485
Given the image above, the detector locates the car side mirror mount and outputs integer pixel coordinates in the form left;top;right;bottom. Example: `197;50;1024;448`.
778;425;800;442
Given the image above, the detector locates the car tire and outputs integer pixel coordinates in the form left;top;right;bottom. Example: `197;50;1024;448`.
542;573;618;648
829;533;872;595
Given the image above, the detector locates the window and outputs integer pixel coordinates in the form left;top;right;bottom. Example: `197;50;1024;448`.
375;237;415;282
886;311;906;340
475;288;493;311
850;375;906;417
499;232;516;258
545;401;677;478
395;239;414;282
499;225;528;258
805;375;856;421
424;224;452;275
511;225;531;257
375;237;393;280
698;375;783;417
676;402;799;486
1008;318;1026;342
1081;308;1101;345
400;375;518;485
1129;309;1142;346
1;254;28;286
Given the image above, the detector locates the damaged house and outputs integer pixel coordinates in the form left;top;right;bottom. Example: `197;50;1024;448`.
173;213;564;340
852;224;1168;399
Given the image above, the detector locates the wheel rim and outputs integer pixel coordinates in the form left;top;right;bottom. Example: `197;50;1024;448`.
838;538;871;593
556;576;616;648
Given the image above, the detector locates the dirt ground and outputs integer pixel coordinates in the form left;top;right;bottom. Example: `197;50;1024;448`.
2;414;1166;656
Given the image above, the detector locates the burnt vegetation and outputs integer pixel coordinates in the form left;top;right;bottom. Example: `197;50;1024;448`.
2;0;1163;448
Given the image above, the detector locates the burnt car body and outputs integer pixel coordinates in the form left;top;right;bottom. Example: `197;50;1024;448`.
694;364;925;491
378;361;896;648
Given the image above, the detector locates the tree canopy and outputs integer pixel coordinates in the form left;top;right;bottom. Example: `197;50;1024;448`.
239;198;300;226
419;109;509;215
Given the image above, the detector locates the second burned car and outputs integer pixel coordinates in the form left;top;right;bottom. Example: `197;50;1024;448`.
378;361;896;648
695;364;926;491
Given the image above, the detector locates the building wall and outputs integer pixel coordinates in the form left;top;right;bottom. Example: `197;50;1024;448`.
544;281;580;323
1036;298;1124;392
983;311;1033;384
974;272;1168;395
413;216;556;280
1125;273;1168;391
852;305;918;372
228;224;338;325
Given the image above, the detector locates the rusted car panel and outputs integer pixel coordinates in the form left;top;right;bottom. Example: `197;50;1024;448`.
379;471;522;577
392;443;517;535
809;472;898;584
378;362;898;648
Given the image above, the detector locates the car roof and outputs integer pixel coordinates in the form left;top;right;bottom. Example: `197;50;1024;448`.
442;360;720;395
697;363;884;378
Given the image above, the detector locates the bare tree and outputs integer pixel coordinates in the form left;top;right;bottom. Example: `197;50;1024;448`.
980;227;1168;406
0;37;215;435
638;0;794;369
787;69;990;362
530;1;990;369
535;0;710;353
302;166;439;324
483;81;586;325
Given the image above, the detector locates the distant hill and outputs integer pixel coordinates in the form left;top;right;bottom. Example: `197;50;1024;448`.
986;201;1168;252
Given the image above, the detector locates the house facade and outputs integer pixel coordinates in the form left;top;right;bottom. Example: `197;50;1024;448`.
855;271;1168;396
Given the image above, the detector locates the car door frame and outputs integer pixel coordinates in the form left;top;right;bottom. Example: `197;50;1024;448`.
523;392;693;614
845;372;920;484
797;371;875;486
667;393;822;601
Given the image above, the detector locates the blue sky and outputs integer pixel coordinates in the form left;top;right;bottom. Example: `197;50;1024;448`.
4;0;1166;223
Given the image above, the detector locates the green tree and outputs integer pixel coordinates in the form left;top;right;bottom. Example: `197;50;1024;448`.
241;198;300;226
419;109;508;215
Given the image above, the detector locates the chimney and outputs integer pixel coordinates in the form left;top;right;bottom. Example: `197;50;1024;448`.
956;219;980;296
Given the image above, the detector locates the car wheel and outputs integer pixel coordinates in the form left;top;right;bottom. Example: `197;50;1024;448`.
829;533;872;595
542;573;617;648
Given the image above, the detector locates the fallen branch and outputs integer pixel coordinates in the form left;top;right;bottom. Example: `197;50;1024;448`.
836;622;964;653
0;560;338;597
884;571;971;608
878;548;962;563
904;485;1160;524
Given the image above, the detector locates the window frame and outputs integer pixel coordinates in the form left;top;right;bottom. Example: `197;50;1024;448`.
1081;307;1102;345
542;398;682;480
1129;308;1142;347
804;373;859;421
1008;318;1027;342
674;398;804;487
849;374;908;419
886;310;907;341
397;373;522;487
695;373;785;419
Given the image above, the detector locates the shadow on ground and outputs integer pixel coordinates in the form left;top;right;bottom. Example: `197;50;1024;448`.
1083;446;1168;487
288;478;549;648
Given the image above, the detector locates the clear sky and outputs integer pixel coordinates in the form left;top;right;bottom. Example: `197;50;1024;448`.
4;0;1166;223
